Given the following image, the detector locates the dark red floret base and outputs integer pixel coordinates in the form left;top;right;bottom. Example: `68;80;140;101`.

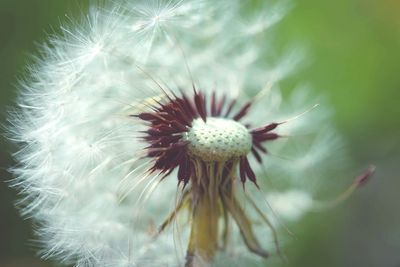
135;90;281;187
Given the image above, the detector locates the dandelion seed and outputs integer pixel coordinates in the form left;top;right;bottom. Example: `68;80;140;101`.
8;1;373;267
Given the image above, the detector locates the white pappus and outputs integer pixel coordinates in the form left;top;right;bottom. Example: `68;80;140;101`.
7;0;373;267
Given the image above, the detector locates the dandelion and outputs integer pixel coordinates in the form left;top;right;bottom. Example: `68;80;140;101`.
8;0;373;267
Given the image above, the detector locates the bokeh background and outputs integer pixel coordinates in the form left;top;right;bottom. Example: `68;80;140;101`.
0;1;399;267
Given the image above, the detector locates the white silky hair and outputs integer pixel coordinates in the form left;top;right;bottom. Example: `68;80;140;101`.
8;0;345;266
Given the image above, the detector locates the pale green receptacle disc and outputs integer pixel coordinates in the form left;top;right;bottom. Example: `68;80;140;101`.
185;117;252;162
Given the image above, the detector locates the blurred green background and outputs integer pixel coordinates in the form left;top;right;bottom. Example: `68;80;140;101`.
0;0;399;267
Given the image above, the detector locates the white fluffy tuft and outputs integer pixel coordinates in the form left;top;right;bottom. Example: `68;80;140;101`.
8;0;345;266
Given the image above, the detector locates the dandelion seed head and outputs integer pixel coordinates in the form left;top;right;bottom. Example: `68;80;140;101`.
7;0;353;266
